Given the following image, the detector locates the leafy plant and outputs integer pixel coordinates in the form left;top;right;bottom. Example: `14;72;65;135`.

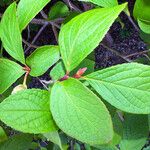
0;0;150;149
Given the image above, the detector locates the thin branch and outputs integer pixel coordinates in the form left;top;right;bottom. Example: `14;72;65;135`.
31;18;62;29
100;43;132;62
51;23;58;43
40;10;48;19
25;23;48;53
126;15;140;32
36;77;49;90
63;0;82;12
22;39;39;49
125;49;150;58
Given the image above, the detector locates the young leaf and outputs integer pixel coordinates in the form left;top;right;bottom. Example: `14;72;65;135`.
17;0;50;31
80;0;118;8
0;126;7;143
0;89;57;133
0;59;25;94
50;78;113;145
26;46;60;77
48;1;69;20
0;134;33;150
59;3;127;72
120;114;149;150
0;3;25;64
84;63;150;114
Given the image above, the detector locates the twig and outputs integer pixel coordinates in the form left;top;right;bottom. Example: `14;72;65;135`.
126;15;140;32
25;23;48;53
125;49;150;58
31;18;61;29
100;43;132;62
143;54;150;61
40;10;48;19
36;77;49;90
51;23;58;43
22;39;39;49
63;0;82;12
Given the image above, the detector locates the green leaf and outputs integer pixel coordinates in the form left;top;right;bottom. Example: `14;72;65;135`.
120;114;149;150
48;1;69;20
0;3;25;64
0;89;57;133
138;19;150;34
110;113;123;146
50;61;66;81
133;0;150;21
94;113;123;150
0;58;25;94
26;45;60;77
43;131;62;150
59;3;127;71
84;63;150;114
0;126;7;143
80;0;118;8
17;0;50;31
0;134;33;150
133;0;150;34
50;78;113;145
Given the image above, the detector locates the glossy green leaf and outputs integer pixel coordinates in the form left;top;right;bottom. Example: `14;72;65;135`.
80;0;118;7
59;3;127;71
48;1;69;20
0;134;33;150
44;131;62;150
120;114;149;150
0;59;25;94
50;61;66;81
0;3;25;64
84;63;150;114
0;89;57;133
17;0;50;30
51;78;113;145
0;126;7;143
138;19;150;34
26;45;60;77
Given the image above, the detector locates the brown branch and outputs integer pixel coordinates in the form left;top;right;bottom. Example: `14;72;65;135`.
100;43;132;62
25;23;48;53
22;39;39;49
125;49;150;58
63;0;82;12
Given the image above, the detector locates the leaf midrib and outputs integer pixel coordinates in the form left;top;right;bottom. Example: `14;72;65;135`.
84;77;150;93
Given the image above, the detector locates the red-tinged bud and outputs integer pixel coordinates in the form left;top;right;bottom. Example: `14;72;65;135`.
59;75;69;81
73;67;87;79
